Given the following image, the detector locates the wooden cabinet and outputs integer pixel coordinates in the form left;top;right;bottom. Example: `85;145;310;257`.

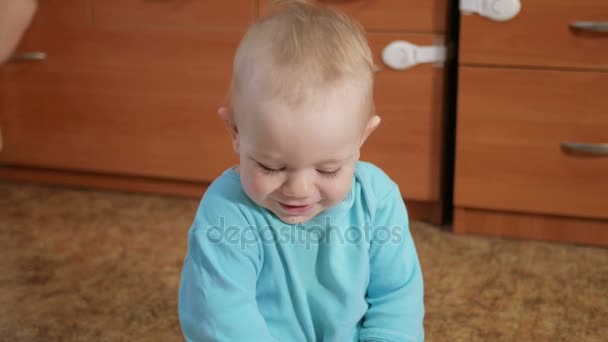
454;0;608;245
456;67;608;220
459;0;608;70
1;1;253;183
30;0;89;27
260;0;447;32
368;34;445;203
92;0;255;29
1;26;240;181
1;1;449;222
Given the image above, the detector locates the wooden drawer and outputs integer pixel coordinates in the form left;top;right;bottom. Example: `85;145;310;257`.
92;0;255;29
364;33;445;202
30;0;89;27
455;67;608;220
460;0;608;70
0;26;239;181
259;0;448;33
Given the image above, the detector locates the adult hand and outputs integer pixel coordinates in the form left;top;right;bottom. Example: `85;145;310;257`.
0;0;38;63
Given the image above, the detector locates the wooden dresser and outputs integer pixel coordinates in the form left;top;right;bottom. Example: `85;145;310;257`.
0;1;450;223
454;0;608;245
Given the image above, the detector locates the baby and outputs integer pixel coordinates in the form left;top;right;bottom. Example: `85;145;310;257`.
178;1;424;341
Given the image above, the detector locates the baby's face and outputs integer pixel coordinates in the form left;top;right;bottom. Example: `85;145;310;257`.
234;84;373;224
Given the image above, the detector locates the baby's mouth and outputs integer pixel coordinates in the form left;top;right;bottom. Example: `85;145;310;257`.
279;202;313;215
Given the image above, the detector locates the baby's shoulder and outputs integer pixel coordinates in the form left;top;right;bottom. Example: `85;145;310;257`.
202;169;245;203
194;168;256;223
189;169;262;259
355;161;399;202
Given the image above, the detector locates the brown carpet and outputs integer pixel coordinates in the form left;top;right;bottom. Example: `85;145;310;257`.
1;182;607;341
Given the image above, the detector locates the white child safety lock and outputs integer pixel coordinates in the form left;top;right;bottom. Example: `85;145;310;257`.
460;0;521;22
381;41;446;71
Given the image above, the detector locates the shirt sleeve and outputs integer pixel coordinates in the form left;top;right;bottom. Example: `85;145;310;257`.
178;200;277;342
359;186;425;342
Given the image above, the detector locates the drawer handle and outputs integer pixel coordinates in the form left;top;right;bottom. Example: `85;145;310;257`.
561;141;608;156
8;52;46;62
570;21;608;33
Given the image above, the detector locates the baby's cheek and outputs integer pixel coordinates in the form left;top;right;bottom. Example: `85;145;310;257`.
325;174;353;205
242;172;270;200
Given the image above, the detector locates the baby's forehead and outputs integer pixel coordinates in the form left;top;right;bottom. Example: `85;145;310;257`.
235;69;372;114
241;87;368;127
241;100;365;152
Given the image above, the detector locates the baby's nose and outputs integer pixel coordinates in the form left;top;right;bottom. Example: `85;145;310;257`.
282;173;312;199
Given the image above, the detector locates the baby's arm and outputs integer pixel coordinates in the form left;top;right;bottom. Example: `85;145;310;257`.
178;202;276;341
359;187;425;342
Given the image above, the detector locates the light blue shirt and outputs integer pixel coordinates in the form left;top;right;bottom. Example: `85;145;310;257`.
179;161;424;341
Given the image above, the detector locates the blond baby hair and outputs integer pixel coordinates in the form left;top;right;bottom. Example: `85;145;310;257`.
230;0;375;114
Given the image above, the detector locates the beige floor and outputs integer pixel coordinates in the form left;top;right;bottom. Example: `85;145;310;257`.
1;182;607;341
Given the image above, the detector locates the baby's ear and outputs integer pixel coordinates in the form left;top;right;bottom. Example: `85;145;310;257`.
360;114;381;147
218;106;240;153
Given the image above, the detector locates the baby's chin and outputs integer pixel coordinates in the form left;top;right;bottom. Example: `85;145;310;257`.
273;211;317;225
269;205;324;225
276;215;314;225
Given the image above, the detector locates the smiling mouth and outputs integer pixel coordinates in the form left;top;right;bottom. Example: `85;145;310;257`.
279;202;313;215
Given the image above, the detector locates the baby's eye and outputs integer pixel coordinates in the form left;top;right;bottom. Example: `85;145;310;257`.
317;168;340;178
257;162;283;175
